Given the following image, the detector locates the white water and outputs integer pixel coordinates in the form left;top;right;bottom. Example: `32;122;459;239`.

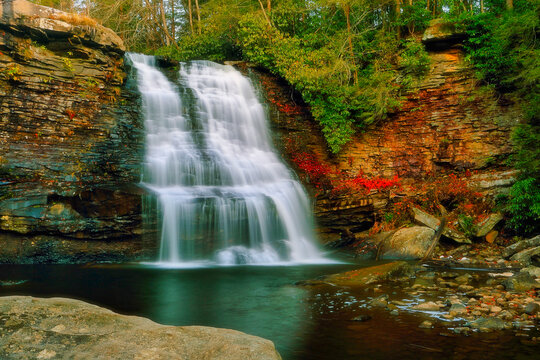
128;54;325;265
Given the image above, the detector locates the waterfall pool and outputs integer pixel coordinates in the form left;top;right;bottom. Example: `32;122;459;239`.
1;262;537;359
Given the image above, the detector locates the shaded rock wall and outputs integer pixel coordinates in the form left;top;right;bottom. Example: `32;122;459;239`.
0;0;148;260
254;40;520;244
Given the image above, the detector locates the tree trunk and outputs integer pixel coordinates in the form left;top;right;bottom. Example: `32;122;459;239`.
506;0;513;10
194;0;201;35
257;0;272;27
158;0;171;46
170;0;176;40
480;0;484;13
344;5;358;85
267;0;271;12
188;0;194;35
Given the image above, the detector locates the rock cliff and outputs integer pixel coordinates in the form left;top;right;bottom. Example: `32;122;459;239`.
256;24;521;243
0;0;147;262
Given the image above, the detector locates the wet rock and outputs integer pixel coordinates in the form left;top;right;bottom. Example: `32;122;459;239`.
413;301;441;311
370;295;389;308
313;261;418;287
520;266;540;278
503;272;540;292
452;327;471;335
455;274;472;284
419;320;434;329
449;303;467;317
468;317;505;331
390;310;399;316
351;314;372;322
0;296;281;360
524;302;539;315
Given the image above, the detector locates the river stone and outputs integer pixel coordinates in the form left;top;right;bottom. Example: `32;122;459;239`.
380;226;435;259
468;317;505;331
310;261;417;287
0;296;281;360
413;301;441;312
524;302;540;315
503;235;540;258
503;272;540;292
510;246;540;266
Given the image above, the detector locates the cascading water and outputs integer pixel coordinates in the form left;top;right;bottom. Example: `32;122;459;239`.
128;53;325;265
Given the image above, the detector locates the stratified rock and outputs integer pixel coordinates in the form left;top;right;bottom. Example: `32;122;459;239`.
380;226;435;259
410;207;471;244
0;0;124;52
422;19;467;49
0;296;281;360
476;213;503;237
0;0;146;259
510;246;540;266
503;236;540;259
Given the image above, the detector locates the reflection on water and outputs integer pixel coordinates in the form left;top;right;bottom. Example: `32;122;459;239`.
0;264;538;360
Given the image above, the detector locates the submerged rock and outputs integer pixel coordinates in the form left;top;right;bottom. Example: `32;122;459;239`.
304;261;417;287
0;296;281;360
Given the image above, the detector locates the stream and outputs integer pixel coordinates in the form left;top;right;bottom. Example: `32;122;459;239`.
1;262;538;359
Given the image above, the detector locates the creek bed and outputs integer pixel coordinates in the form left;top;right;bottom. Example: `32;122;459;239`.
0;262;538;359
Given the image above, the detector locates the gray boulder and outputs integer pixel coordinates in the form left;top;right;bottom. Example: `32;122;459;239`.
0;296;281;360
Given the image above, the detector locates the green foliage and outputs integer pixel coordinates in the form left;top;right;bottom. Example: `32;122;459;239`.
458;214;476;238
505;177;540;235
397;1;433;35
399;39;431;77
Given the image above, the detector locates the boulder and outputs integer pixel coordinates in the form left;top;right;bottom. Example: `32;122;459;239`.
503;272;540;292
422;19;467;49
468;317;505;331
411;207;471;244
503;235;540;259
0;0;125;53
380;226;435;260
0;296;281;360
510;246;540;267
476;213;503;237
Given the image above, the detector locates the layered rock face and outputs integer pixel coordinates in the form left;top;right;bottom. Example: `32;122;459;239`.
0;0;147;261
257;25;521;243
0;296;282;360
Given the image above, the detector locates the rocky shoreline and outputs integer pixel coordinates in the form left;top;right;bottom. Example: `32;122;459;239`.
303;236;540;340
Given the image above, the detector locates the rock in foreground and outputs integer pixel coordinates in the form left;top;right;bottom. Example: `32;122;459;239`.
0;296;281;360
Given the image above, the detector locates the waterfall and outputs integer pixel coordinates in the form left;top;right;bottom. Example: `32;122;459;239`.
128;54;324;265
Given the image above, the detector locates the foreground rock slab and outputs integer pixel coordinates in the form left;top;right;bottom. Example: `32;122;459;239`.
0;296;281;360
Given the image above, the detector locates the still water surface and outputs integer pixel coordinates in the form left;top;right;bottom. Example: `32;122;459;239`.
0;263;538;359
